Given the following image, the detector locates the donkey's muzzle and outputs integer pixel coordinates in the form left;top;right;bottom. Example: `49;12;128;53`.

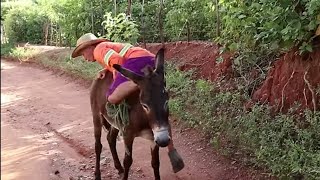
153;128;171;147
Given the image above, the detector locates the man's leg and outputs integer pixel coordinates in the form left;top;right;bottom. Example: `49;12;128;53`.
108;81;138;104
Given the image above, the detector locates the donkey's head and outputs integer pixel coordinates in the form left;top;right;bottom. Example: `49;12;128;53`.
113;48;170;147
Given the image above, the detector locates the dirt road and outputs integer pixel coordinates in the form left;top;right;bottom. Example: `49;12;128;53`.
1;60;267;180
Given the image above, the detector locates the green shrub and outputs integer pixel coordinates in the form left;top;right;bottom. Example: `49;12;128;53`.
102;13;140;43
0;43;14;56
38;55;101;80
218;0;320;93
4;5;49;44
8;46;39;61
219;0;320;53
165;0;216;41
235;108;320;179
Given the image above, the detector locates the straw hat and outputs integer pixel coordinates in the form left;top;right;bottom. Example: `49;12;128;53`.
71;33;109;58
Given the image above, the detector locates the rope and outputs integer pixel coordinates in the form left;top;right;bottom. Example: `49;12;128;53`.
105;101;130;135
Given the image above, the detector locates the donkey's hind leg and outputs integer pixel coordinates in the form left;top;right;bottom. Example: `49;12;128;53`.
151;143;160;180
93;114;103;180
122;136;134;180
107;127;124;174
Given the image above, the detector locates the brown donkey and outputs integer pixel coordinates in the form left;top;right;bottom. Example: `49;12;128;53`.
90;48;180;180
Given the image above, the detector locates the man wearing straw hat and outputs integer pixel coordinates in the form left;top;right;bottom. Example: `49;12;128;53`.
72;33;184;173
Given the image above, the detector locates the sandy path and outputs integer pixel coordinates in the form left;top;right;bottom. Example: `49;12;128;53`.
1;120;52;180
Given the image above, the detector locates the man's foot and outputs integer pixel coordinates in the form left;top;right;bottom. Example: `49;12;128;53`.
168;149;184;173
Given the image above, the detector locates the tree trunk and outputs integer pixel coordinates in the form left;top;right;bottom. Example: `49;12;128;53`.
69;34;72;49
100;0;105;36
43;22;49;45
158;0;164;47
91;1;94;34
126;0;132;18
215;0;220;37
141;0;146;48
114;0;117;16
50;21;53;45
56;25;59;46
187;21;190;42
1;24;6;44
59;27;62;47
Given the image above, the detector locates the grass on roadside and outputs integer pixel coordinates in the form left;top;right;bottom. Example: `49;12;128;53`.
37;54;101;81
1;43;39;62
1;42;15;56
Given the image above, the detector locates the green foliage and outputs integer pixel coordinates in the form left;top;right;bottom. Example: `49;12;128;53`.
2;0;319;50
1;2;13;22
165;0;216;41
39;55;101;80
52;0;105;45
102;13;140;43
8;46;38;61
216;0;320;95
2;0;220;44
3;4;49;43
219;0;320;53
131;0;162;42
166;62;243;129
0;42;14;56
235;107;320;179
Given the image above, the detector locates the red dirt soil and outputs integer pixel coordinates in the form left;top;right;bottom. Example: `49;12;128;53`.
252;47;320;112
145;42;320;112
145;41;233;81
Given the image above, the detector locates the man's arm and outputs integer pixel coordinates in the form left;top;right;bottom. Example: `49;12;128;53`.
96;68;108;79
94;43;125;79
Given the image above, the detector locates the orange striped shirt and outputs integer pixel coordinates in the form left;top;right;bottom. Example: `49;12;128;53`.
93;42;155;73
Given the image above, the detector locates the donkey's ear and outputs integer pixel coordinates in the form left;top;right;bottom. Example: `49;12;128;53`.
155;48;165;74
113;64;144;84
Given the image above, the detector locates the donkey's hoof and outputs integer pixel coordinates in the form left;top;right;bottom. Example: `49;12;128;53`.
168;149;185;173
119;172;126;180
94;171;101;180
117;168;124;175
94;175;101;180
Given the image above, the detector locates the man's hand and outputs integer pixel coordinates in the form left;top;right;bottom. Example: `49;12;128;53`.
97;69;107;79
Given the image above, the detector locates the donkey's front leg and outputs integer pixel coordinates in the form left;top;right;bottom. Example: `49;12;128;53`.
151;143;160;180
122;136;134;180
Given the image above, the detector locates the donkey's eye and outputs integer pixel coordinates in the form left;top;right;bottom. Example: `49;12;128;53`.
164;100;169;111
141;103;150;111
